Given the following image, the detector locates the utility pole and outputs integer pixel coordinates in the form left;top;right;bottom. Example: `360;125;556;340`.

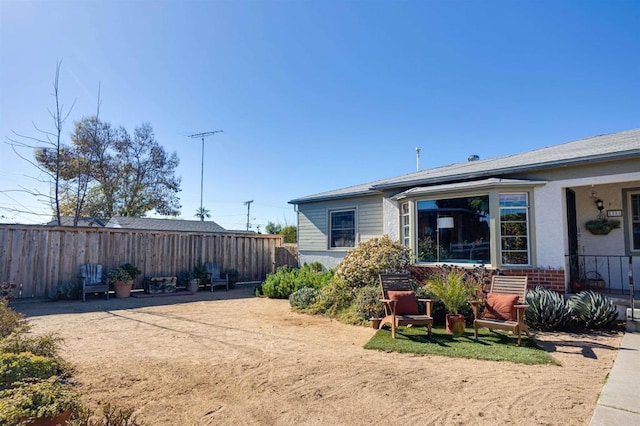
244;200;253;231
416;147;421;172
189;130;223;221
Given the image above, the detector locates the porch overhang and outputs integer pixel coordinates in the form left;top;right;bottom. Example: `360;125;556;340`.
391;178;547;201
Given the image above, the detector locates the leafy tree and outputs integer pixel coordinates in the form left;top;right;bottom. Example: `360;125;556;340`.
281;225;297;243
265;221;282;235
35;118;181;219
265;221;296;243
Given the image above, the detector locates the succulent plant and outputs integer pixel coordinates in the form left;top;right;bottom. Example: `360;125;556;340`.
525;286;571;331
569;291;618;329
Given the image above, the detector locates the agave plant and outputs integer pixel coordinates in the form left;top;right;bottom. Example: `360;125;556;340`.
569;291;618;329
525;286;571;331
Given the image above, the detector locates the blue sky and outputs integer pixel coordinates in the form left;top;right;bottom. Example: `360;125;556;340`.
1;0;638;231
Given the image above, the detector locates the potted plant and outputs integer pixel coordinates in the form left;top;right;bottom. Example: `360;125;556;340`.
355;285;385;328
120;263;142;284
427;266;480;336
179;271;199;293
107;267;133;298
193;263;208;287
584;219;620;235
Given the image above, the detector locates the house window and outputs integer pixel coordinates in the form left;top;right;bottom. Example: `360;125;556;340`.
401;202;410;247
330;209;356;248
630;192;640;251
499;193;530;265
416;195;490;263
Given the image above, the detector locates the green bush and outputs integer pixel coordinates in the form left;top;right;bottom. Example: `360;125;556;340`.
569;291;618;329
289;287;320;311
0;333;63;358
261;265;333;299
0;352;67;391
427;268;479;316
0;377;79;424
0;303;30;338
67;402;145;426
525;287;571;331
335;235;412;289
308;278;355;317
52;282;81;301
352;285;384;321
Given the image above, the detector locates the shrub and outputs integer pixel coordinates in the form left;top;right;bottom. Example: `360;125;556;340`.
0;333;63;358
289;287;320;311
52;282;81;301
335;235;412;289
1;282;17;304
308;278;355;317
525;286;571;331
0;303;30;338
0;352;67;391
226;268;240;286
0;377;79;424
261;265;333;299
352;285;385;321
569;291;618;329
67;402;145;426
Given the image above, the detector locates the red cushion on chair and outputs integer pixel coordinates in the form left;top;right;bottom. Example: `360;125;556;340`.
387;291;419;315
482;293;519;321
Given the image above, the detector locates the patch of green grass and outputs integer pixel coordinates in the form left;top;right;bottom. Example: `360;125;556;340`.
364;326;559;365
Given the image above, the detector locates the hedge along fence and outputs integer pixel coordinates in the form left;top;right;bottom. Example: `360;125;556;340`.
0;224;284;299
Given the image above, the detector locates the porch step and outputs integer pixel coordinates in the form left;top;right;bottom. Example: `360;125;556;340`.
627;308;640;332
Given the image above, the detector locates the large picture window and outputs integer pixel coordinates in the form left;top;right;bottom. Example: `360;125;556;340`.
499;193;530;265
330;209;355;248
416;195;490;263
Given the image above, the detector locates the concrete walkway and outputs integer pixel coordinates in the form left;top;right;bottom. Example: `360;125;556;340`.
590;329;640;425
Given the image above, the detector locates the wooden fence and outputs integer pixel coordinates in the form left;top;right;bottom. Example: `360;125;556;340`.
0;224;284;299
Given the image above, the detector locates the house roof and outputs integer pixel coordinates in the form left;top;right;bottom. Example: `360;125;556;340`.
105;217;232;233
289;128;640;204
46;216;106;227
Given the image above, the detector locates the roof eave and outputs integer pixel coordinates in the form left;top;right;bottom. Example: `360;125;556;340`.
371;150;640;191
289;190;383;205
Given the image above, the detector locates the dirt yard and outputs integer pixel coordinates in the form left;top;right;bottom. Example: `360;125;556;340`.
14;287;622;425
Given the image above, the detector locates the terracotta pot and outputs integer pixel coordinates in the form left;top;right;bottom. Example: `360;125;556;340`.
187;279;200;293
370;318;382;329
113;280;133;298
25;409;72;426
445;314;465;336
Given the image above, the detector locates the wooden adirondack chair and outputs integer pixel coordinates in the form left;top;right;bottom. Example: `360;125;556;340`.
205;262;229;292
470;275;529;345
379;273;434;339
80;263;109;302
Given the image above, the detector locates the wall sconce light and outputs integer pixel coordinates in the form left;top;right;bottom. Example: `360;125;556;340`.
595;199;604;212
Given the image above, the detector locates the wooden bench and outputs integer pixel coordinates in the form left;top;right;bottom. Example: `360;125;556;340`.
470;275;529;345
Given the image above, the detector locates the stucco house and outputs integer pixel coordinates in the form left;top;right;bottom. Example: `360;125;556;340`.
289;129;640;294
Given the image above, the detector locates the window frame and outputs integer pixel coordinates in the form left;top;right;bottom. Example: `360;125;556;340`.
401;202;411;248
498;192;531;266
328;208;357;250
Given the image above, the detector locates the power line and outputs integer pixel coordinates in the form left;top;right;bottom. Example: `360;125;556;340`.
188;130;223;221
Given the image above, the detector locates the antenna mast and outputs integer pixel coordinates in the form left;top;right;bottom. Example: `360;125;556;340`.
244;200;254;231
189;130;223;221
416;147;421;172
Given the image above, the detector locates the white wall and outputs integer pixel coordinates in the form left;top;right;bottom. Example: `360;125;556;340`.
536;172;640;269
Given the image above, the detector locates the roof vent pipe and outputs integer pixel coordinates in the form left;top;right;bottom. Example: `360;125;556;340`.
468;154;480;162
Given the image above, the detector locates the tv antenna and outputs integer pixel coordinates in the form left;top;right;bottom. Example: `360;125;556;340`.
189;130;223;220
